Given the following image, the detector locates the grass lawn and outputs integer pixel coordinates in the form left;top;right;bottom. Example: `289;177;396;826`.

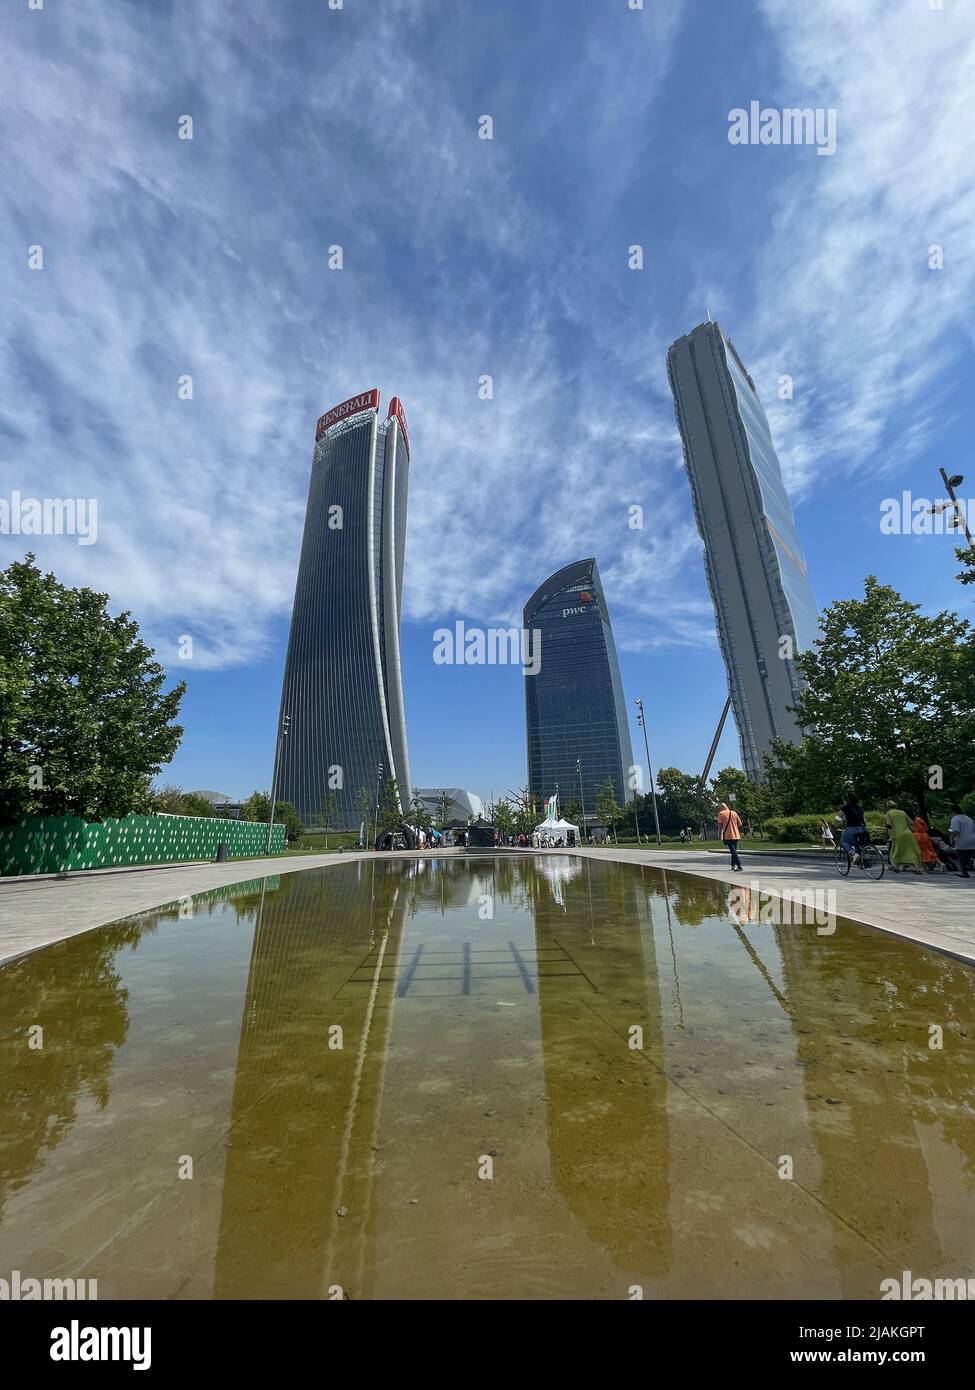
602;836;826;854
282;834;362;856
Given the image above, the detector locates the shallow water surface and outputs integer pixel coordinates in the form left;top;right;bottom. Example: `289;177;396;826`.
1;856;973;1299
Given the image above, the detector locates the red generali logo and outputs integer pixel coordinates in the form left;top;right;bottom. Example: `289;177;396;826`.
387;397;411;460
315;388;381;441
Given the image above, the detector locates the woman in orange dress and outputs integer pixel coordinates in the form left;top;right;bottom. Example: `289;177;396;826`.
912;816;939;871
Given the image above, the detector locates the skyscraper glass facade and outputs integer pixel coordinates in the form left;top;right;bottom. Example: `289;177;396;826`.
524;558;634;819
667;321;819;780
276;392;411;829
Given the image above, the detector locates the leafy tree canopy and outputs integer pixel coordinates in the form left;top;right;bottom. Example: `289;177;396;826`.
240;791;302;841
765;575;975;816
0;554;185;825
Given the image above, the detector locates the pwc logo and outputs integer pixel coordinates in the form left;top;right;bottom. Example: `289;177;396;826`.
562;592;593;619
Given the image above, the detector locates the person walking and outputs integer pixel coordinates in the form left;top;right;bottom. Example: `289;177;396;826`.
929;826;960;872
886;801;921;871
948;803;975;879
717;801;744;871
820;818;835;850
911;815;939;872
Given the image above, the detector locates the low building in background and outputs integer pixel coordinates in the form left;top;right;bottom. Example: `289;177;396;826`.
414;788;485;825
191;790;243;818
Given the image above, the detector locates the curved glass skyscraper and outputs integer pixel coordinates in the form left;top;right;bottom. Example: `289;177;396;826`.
276;390;411;829
667;321;819;780
524;558;634;821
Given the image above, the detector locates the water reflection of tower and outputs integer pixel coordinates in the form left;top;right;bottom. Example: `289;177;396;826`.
772;922;972;1290
526;857;673;1281
212;860;411;1298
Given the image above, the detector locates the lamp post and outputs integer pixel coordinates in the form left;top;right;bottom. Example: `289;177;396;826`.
635;699;662;845
575;759;587;843
928;469;974;549
373;760;384;849
265;712;290;854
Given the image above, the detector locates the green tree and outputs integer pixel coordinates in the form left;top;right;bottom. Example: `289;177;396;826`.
492;797;515;837
656;767;711;834
562;797;583;826
152;785;212;817
356;786;373;844
320;791;341;850
275;801;303;844
507;786;538;837
766;576;975;817
595;778;621;845
155;783;186;814
407;790;432;831
377;777;402;834
241;791;271;823
0;554;185;825
238;791;300;841
745;779;779;835
710;766;772;831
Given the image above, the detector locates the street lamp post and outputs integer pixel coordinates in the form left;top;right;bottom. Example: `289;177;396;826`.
928;469;974;549
635;699;662;846
575;759;587;843
265;712;290;854
373;760;384;850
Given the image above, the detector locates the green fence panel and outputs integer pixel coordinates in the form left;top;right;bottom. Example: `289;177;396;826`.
0;813;285;877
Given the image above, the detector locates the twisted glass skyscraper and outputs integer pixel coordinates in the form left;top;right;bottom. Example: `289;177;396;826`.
524;558;634;820
667;321;819;780
276;390;411;829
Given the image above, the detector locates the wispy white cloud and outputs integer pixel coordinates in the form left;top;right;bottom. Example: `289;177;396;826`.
0;0;690;670
746;0;975;499
5;0;970;696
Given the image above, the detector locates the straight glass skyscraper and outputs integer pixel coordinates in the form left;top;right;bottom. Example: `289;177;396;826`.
667;321;819;780
275;390;411;829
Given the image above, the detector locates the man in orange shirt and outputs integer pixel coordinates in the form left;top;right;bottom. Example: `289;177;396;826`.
717;801;744;871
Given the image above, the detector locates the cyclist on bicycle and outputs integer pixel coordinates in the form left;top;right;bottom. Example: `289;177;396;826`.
837;796;868;861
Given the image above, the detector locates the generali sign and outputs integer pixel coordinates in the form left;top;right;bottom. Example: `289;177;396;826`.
387;397;411;459
315;388;380;441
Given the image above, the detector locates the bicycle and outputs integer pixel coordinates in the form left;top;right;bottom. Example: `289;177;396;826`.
834;831;885;881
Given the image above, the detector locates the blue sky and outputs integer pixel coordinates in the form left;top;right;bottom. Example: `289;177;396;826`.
2;0;973;809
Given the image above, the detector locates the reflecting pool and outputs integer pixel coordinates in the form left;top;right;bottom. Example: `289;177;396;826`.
1;856;974;1299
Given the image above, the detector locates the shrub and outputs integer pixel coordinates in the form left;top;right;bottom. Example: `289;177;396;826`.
765;812;887;843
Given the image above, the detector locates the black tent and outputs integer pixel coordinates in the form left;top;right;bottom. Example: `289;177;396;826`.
376;823;417;851
466;818;497;849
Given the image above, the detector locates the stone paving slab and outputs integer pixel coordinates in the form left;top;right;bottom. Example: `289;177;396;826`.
0;852;376;967
1;844;973;970
571;847;975;967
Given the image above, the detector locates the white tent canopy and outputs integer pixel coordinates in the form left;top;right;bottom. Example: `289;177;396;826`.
534;816;579;842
